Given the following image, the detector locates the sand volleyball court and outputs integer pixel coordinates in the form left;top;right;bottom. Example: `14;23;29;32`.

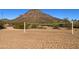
0;28;79;49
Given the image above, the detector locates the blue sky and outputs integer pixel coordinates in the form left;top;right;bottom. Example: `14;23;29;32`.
0;9;79;20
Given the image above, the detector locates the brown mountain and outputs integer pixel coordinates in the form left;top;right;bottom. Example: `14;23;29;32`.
14;9;63;23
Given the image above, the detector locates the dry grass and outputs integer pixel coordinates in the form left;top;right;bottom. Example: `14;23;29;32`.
0;28;79;49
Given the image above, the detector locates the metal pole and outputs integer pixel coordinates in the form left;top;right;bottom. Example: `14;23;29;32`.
24;22;26;33
71;20;74;35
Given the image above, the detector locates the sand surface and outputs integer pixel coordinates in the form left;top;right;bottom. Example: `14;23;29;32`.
0;28;79;49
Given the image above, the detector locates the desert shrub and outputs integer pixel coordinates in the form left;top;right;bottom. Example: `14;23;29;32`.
73;20;79;28
59;24;64;27
64;22;72;29
52;23;60;29
0;21;5;29
41;22;64;29
63;18;72;29
46;22;63;29
25;24;30;29
14;24;24;29
30;24;38;28
0;25;4;29
13;22;30;29
13;22;44;29
37;26;46;29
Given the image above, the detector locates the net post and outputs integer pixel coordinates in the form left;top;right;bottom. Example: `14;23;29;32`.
24;22;26;33
71;20;74;35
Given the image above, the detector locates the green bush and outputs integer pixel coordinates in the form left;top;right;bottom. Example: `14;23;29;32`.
13;23;30;29
47;22;62;28
14;24;24;29
52;23;60;29
30;24;38;28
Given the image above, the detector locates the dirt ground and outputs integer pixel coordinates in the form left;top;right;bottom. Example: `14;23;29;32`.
0;28;79;49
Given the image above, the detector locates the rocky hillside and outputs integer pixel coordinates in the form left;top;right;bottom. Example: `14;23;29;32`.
14;9;63;24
